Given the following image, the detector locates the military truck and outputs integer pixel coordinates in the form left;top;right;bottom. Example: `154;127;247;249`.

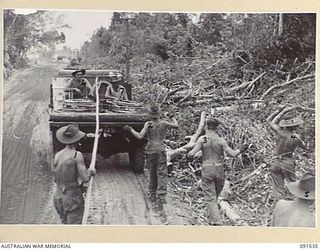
48;69;148;173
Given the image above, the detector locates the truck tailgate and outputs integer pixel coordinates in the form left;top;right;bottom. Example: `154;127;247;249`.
49;111;149;123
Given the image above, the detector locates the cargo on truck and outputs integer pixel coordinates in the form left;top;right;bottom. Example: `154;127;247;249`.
49;69;148;173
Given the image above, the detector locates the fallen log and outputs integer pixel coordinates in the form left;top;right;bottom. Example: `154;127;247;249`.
188;49;236;81
259;74;314;100
179;95;259;107
220;180;232;200
228;72;266;93
168;86;188;96
205;101;268;113
240;163;266;182
209;180;246;225
219;200;241;222
177;80;194;105
272;105;315;124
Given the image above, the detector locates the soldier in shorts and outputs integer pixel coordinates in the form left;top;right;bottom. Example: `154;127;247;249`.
266;109;306;200
124;103;178;208
187;117;248;225
53;124;96;224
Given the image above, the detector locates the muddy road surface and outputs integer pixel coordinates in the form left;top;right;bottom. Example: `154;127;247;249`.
1;63;61;224
87;154;191;225
1;63;192;225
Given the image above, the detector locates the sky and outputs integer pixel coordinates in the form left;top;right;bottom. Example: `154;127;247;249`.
56;10;113;50
14;9;113;50
13;9;202;51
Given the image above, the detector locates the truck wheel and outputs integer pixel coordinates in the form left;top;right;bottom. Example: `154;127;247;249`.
129;145;146;174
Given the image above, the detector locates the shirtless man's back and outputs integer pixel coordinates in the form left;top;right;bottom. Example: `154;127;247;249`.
53;124;95;224
266;109;306;200
187;117;247;225
271;200;315;227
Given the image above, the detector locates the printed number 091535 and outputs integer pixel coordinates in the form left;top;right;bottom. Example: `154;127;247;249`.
300;244;318;249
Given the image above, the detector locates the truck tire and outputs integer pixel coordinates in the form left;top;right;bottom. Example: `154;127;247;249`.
129;145;146;174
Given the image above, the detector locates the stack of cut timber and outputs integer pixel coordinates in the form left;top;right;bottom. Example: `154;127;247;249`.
63;99;96;112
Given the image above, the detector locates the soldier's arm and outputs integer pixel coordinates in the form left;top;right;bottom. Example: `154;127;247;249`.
125;122;150;140
187;136;203;159
65;78;81;94
53;151;60;171
221;139;241;157
121;86;129;101
266;110;282;134
64;78;73;90
53;154;59;168
162;117;179;129
295;133;307;150
89;82;97;97
82;78;93;92
105;86;116;99
75;152;95;183
90;81;106;97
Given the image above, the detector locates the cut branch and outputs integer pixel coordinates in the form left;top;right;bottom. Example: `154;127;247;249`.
273;105;315;123
177;80;193;105
259;74;314;100
218;200;241;223
187;49;236;81
228;72;266;93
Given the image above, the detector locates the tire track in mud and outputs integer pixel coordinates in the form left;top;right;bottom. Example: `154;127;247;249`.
86;154;191;225
1;102;38;223
1;63;63;224
2;103;36;182
87;154;162;225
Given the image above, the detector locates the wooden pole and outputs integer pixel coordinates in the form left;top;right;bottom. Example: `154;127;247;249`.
125;18;130;83
81;77;100;224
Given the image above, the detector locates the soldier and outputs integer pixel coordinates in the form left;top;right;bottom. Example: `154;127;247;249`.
266;109;306;200
65;69;93;99
124;103;178;211
271;172;315;227
187;117;248;226
105;75;128;101
53;124;96;224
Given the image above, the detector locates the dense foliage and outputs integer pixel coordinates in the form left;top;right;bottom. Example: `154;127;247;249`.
78;12;316;226
3;10;66;78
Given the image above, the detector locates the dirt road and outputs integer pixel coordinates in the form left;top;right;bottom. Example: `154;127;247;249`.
87;154;191;225
1;63;192;225
1;63;61;224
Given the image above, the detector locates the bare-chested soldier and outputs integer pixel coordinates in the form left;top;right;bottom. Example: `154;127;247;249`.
271;172;315;227
187;117;248;225
53;124;96;224
266;108;306;200
124;103;178;218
